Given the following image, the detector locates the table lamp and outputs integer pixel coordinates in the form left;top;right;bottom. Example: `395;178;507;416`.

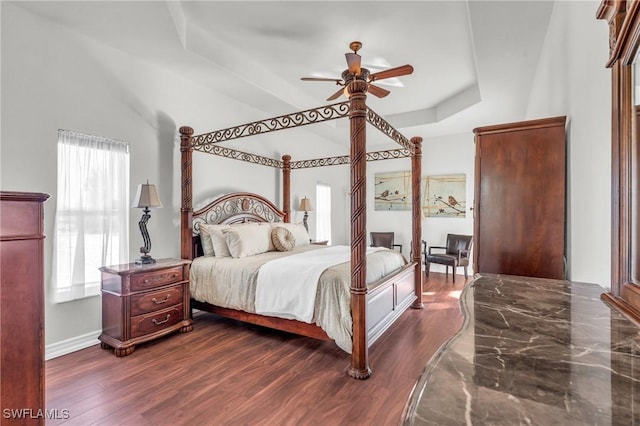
298;196;313;233
132;181;163;264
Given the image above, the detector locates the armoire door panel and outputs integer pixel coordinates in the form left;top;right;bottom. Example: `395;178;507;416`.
474;117;566;279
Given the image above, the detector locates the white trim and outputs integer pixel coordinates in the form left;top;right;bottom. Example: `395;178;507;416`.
45;330;101;360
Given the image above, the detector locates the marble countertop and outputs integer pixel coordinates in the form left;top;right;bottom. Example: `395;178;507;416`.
403;274;640;425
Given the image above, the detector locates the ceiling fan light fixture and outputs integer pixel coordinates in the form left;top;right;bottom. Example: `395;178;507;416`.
345;52;361;74
301;41;413;101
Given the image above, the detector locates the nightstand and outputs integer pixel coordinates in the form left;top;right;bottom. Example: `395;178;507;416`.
311;240;329;245
99;258;193;356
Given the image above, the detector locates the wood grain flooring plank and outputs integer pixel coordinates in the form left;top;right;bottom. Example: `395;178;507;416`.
45;272;469;425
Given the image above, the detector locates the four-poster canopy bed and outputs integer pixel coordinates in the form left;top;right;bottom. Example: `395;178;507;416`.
179;78;423;379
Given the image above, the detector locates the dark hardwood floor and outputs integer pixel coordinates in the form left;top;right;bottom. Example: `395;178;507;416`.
45;272;470;425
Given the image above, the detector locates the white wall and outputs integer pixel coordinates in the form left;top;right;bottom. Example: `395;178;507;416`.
287;166;351;245
367;132;475;273
0;0;614;353
525;0;611;288
420;133;475;273
0;4;334;348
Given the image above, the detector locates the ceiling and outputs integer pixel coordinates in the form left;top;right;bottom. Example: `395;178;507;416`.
13;0;556;150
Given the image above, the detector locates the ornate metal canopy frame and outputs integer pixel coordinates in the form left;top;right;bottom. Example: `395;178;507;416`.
179;82;423;381
190;101;414;167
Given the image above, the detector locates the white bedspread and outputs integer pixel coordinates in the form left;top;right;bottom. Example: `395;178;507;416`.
255;245;383;322
190;244;407;353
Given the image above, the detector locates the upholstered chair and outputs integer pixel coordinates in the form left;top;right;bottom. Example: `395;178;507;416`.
425;234;473;283
370;232;402;253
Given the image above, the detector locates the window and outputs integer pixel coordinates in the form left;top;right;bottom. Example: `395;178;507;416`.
316;182;331;244
53;130;130;302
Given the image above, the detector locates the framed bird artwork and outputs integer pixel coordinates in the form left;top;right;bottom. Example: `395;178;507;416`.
423;174;466;218
374;171;412;211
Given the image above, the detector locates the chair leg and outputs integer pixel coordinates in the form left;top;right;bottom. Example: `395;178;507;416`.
453;267;456;284
425;262;430;276
464;266;468;280
445;266;448;280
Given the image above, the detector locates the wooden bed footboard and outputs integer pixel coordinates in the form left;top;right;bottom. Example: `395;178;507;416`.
190;262;416;349
366;263;417;346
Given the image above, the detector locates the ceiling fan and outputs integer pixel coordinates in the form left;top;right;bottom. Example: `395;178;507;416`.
301;41;414;101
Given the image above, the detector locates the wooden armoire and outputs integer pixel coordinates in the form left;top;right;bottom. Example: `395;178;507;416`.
0;191;49;424
473;116;567;279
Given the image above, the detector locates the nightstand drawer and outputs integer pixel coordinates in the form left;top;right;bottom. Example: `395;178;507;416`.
130;286;182;316
130;266;183;291
130;305;183;338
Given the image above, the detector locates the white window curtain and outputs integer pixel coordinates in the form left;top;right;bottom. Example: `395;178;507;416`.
316;182;332;244
53;130;130;302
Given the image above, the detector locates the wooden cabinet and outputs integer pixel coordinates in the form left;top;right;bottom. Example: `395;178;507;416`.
473;116;566;279
99;258;193;356
0;191;49;424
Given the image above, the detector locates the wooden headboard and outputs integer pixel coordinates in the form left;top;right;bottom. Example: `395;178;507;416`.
191;192;286;257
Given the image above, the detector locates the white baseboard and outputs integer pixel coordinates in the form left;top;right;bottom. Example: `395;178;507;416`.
45;330;101;360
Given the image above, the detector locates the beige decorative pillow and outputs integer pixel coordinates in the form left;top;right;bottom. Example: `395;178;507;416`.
256;222;276;252
222;223;274;258
272;223;310;246
201;223;248;258
272;227;295;252
199;224;215;257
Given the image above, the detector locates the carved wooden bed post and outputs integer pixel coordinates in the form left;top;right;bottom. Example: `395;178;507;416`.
411;136;424;309
282;154;291;223
179;126;194;260
347;79;371;379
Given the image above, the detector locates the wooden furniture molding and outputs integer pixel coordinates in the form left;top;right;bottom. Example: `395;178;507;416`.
598;0;640;323
0;191;49;425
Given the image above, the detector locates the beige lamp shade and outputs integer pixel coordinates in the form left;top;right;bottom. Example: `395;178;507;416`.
298;197;313;212
132;182;163;208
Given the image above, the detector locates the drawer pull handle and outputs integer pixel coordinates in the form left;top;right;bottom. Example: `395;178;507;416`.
152;314;171;325
151;295;170;304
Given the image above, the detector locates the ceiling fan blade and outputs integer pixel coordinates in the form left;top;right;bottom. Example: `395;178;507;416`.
370;64;414;81
327;87;345;101
367;84;391;98
301;77;342;83
345;52;361;74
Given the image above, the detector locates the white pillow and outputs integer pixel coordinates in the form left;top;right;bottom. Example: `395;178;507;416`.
197;224;230;257
272;223;310;246
198;224;215;257
223;223;275;258
203;223;257;258
210;225;233;258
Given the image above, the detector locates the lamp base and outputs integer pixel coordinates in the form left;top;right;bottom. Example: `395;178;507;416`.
135;255;156;265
